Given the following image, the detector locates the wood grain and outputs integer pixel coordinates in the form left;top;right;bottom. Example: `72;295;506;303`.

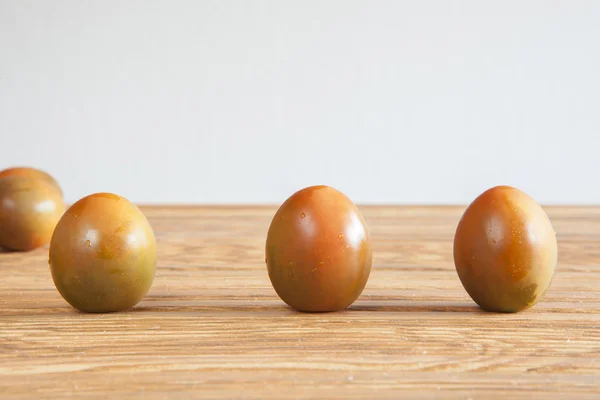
1;206;599;399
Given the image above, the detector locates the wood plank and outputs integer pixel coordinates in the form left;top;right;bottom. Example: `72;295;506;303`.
1;206;599;399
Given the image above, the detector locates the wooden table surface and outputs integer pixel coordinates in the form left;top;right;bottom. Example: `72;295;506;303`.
1;206;599;399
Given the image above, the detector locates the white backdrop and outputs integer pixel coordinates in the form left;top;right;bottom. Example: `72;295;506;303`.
1;1;599;204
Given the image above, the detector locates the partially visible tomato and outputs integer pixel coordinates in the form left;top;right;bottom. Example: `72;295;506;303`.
453;186;557;312
266;185;372;312
0;177;65;251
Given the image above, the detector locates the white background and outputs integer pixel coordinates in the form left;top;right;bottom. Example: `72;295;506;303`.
1;1;599;205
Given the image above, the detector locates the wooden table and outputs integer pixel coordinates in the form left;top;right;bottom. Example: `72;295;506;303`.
1;206;599;399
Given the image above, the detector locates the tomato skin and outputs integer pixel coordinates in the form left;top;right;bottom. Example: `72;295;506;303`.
453;186;557;312
0;167;62;195
49;193;156;313
266;185;372;312
0;177;65;251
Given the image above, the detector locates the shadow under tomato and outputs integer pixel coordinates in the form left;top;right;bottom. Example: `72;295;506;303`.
132;299;292;314
0;245;45;253
132;298;483;314
131;306;293;315
349;303;482;313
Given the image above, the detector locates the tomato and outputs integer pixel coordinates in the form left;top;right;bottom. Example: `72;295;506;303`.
49;193;156;313
266;185;372;312
0;177;65;251
453;186;557;312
